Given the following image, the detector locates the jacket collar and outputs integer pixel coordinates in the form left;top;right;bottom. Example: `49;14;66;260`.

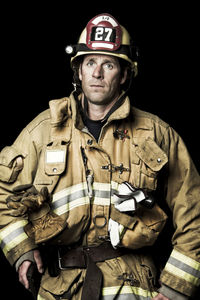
49;91;131;128
71;91;131;127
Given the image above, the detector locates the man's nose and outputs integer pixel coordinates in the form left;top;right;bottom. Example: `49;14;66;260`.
92;65;103;79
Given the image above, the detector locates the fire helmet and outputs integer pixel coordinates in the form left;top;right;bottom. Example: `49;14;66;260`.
66;13;139;77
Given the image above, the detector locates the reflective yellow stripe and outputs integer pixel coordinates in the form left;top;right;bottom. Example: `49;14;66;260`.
171;249;200;271
0;220;27;240
54;197;90;215
52;182;88;202
0;220;28;256
51;181;121;215
165;249;200;286
93;182;111;191
93;182;111;205
52;182;89;215
102;285;158;298
3;232;28;256
165;263;200;286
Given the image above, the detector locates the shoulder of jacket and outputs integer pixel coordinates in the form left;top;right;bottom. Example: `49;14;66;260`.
25;109;51;133
131;106;170;130
25;96;72;133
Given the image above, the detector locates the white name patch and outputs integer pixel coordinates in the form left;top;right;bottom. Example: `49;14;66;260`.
46;150;65;163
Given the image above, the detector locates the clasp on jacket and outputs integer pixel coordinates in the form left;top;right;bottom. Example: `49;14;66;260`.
117;273;140;287
101;163;130;174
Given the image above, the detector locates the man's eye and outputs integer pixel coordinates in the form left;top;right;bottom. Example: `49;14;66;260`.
87;61;94;66
105;63;114;70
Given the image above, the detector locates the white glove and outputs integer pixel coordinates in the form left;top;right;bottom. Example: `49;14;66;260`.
113;182;146;212
108;218;124;249
109;182;154;248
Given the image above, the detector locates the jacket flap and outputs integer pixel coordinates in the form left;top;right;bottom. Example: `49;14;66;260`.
135;138;168;171
0;146;24;167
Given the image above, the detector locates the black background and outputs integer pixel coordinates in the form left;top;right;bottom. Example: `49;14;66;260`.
0;2;199;299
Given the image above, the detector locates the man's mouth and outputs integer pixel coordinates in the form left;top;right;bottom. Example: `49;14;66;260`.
90;85;104;88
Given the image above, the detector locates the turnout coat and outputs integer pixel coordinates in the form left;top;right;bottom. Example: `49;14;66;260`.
0;92;199;299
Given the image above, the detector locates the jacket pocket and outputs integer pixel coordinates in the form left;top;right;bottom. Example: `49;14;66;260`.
34;140;69;192
40;268;83;299
45;141;69;176
131;137;168;190
0;146;25;183
111;203;168;250
121;204;168;249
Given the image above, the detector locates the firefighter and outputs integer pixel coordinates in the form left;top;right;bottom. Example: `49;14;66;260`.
0;13;199;300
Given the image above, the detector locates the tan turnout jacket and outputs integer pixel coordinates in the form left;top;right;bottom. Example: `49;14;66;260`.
0;92;199;299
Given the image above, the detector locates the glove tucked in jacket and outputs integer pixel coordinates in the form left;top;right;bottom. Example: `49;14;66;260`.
6;184;66;244
109;181;155;248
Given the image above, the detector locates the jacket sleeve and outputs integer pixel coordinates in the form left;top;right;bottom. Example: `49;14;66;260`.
160;126;200;297
0;127;38;265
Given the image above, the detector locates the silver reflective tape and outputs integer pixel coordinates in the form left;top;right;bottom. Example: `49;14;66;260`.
0;220;28;255
51;188;88;210
94;189;111;199
168;256;200;279
51;181;120;215
0;226;25;250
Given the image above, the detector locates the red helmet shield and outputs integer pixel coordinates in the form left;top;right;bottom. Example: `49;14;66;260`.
86;13;122;51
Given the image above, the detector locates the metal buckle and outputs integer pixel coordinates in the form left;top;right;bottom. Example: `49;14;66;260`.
93;215;107;228
58;250;66;270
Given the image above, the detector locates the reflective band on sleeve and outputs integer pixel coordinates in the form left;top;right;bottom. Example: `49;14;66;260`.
171;249;200;272
165;249;200;286
0;220;28;256
102;285;158;299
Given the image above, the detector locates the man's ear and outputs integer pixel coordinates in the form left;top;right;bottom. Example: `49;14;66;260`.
78;64;82;81
120;67;128;85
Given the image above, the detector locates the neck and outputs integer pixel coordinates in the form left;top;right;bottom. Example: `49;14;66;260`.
82;95;119;121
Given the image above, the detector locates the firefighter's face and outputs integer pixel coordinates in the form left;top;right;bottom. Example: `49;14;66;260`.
79;54;126;105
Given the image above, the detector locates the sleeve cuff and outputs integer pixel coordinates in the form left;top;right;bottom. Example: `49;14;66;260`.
159;284;189;300
15;250;35;271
